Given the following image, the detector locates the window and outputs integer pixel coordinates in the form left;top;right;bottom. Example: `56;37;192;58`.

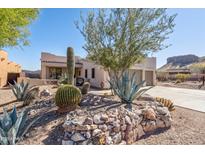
91;68;95;79
49;67;62;79
85;69;88;78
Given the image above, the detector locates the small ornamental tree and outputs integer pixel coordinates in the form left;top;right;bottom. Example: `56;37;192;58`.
0;8;39;48
190;63;205;86
76;9;176;105
76;9;176;75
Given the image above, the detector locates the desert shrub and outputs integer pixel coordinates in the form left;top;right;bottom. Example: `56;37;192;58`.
55;84;82;108
175;79;181;84
157;71;168;81
156;97;175;111
81;82;90;95
175;73;190;82
0;106;40;145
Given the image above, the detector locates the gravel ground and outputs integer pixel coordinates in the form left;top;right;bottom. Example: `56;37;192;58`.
157;81;205;90
135;106;205;145
18;102;205;145
1;85;205;145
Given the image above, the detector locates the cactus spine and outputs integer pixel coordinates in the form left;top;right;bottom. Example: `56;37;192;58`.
67;47;75;85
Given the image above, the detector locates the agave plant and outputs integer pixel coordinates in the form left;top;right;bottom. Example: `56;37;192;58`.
0;106;40;145
23;86;40;106
108;71;153;109
9;80;30;101
57;73;68;85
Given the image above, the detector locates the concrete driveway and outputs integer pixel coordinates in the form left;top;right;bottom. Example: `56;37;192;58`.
146;86;205;112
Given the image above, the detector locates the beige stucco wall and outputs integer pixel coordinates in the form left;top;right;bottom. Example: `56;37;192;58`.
0;50;22;87
0;50;8;87
80;60;110;89
40;52;156;88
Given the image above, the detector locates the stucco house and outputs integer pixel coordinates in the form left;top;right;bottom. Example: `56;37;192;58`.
0;50;22;87
41;52;156;89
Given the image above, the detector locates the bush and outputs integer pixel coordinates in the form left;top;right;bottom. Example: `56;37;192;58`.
175;79;181;84
175;73;190;82
156;71;168;81
55;84;82;108
81;82;90;95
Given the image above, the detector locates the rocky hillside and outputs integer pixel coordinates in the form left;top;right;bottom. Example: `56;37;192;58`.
22;69;41;78
158;54;204;71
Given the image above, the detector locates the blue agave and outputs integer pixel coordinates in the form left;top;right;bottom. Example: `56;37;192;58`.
108;71;153;106
0;106;36;145
9;80;30;101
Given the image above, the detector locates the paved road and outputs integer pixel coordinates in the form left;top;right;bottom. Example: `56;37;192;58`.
146;86;205;112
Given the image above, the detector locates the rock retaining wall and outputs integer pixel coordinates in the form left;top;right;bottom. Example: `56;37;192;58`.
62;95;172;145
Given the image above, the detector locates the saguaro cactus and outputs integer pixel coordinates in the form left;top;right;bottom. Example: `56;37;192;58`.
67;47;75;85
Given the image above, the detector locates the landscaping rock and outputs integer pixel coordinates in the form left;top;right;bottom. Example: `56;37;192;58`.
137;125;145;139
99;124;108;132
125;115;132;125
40;89;51;97
106;136;113;145
62;140;74;145
83;117;93;125
84;132;91;139
143;108;156;120
71;133;86;142
93;114;104;124
100;114;109;121
75;125;91;131
63;94;172;145
92;129;102;136
112;133;122;144
157;107;169;115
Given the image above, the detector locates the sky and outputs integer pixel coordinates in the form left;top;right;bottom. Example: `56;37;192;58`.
3;8;205;70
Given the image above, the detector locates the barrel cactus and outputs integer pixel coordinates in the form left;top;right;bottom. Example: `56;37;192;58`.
81;82;90;95
67;47;75;85
55;84;82;108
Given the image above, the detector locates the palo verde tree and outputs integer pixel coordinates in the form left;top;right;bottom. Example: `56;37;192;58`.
76;9;176;106
0;9;39;48
76;9;176;75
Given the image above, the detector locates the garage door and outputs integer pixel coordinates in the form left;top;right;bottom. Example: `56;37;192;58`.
145;71;153;86
129;69;142;84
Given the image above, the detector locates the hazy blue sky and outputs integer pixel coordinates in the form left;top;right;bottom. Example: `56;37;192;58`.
3;8;205;70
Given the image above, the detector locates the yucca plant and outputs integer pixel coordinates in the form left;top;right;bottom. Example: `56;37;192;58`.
0;106;39;145
108;71;153;110
9;80;30;101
